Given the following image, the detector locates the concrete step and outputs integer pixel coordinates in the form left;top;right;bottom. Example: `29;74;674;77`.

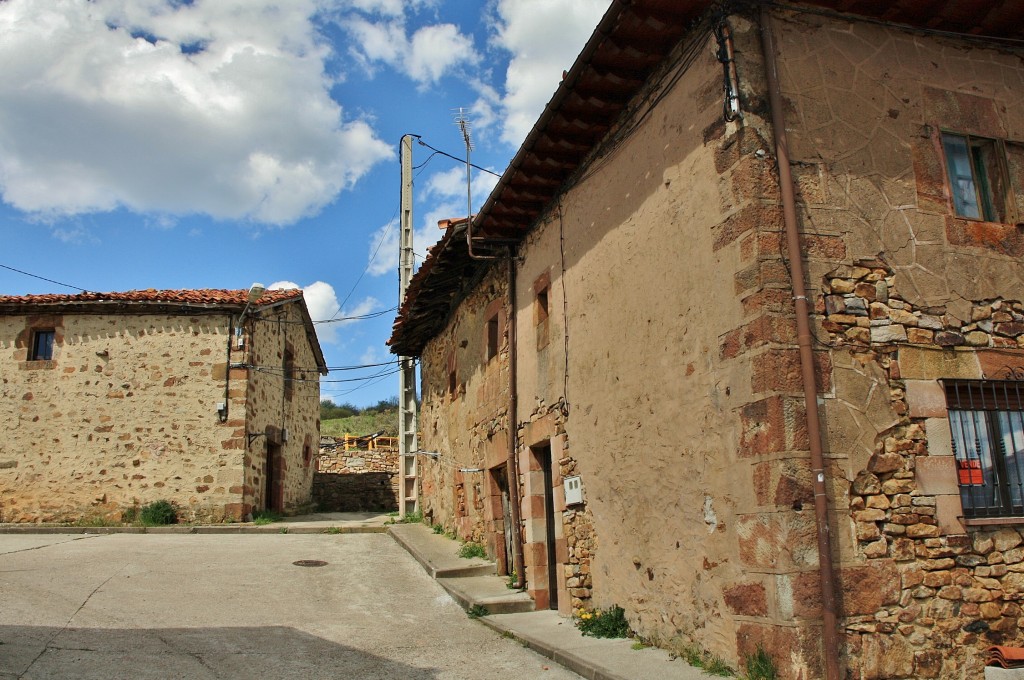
438;575;535;615
387;523;496;578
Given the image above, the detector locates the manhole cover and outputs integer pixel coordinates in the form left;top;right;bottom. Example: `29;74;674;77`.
292;560;328;567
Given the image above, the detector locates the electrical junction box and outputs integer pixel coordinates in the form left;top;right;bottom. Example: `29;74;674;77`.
564;476;584;506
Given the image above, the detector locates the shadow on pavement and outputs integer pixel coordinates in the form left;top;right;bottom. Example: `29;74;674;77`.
0;624;438;680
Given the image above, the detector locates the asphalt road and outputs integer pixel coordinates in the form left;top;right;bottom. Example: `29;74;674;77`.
0;533;582;679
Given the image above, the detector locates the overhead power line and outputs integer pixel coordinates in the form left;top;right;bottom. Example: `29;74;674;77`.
0;263;92;293
416;139;502;178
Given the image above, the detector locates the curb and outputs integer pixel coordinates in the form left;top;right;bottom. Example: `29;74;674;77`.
0;524;388;535
477;617;629;680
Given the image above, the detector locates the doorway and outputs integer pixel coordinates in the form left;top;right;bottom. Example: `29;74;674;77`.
532;443;558;611
266;442;282;512
492;466;514;576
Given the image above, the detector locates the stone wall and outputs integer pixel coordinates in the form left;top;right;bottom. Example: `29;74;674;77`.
769;8;1024;678
818;262;1024;678
244;303;321;516
312;440;399;512
418;260;515;561
0;311;247;522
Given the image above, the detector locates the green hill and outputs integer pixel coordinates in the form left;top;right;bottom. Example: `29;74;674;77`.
320;398;398;437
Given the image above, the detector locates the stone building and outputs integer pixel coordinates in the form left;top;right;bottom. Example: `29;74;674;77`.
390;1;1024;678
0;288;326;523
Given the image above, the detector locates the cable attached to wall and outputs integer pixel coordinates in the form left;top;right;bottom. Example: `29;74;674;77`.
713;15;742;122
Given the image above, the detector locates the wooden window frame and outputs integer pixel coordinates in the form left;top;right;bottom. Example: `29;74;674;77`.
940;131;1019;224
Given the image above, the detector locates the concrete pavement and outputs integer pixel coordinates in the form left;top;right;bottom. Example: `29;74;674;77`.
388;522;715;680
0;531;584;679
3;516;722;679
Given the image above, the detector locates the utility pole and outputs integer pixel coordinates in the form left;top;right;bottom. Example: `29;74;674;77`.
398;134;419;518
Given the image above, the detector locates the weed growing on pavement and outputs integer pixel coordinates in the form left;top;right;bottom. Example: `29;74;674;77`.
458;542;487;559
467;604;489;618
252;510;283;525
506;571;518;589
680;643;734;677
743;644;778;680
632;641;649;650
432;523;445;534
386;510;423;525
574;605;630;638
324;527;342;534
279;527;289;534
139;500;178;526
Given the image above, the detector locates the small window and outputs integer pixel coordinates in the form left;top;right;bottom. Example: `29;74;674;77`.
485;315;499;361
946;380;1024;518
534;274;551;350
942;132;1013;223
30;330;55;361
537;286;549;325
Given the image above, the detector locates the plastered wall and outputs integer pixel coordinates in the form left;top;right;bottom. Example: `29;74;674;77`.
412;6;1024;677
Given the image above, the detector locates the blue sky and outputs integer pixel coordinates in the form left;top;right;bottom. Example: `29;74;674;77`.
0;0;610;406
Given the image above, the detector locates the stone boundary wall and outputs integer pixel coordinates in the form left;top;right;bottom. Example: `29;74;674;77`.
311;439;399;512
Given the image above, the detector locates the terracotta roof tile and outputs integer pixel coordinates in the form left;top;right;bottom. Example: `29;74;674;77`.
0;288;302;307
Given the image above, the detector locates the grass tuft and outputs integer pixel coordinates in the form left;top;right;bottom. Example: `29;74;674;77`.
458;542;487;559
467;604;489;619
744;644;778;680
139;500;177;526
575;605;630;638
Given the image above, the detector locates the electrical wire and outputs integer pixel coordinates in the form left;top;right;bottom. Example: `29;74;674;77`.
251;306;398;326
244;359;399;373
0;263;92;293
415;139;502;178
328;204;399;321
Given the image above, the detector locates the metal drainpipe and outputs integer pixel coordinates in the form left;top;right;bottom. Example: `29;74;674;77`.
759;7;841;679
221;314;232;423
506;252;526;589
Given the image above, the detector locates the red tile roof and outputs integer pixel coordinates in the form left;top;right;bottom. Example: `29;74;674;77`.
0;288;302;307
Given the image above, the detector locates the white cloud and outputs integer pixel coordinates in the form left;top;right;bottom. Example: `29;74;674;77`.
424;165;499;208
359;345;388;365
0;0;393;224
488;0;610;146
342;14;476;87
268;280;377;345
366;210;448;278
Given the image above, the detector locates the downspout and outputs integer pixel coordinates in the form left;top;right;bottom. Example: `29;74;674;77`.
759;8;840;680
221;314;232;423
506;252;525;589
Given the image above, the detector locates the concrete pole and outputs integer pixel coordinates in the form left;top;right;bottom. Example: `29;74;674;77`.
398;135;419;518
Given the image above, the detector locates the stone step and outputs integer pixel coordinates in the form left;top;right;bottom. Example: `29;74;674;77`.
437;575;535;615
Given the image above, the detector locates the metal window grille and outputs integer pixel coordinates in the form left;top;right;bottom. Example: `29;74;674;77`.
945;380;1024;518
